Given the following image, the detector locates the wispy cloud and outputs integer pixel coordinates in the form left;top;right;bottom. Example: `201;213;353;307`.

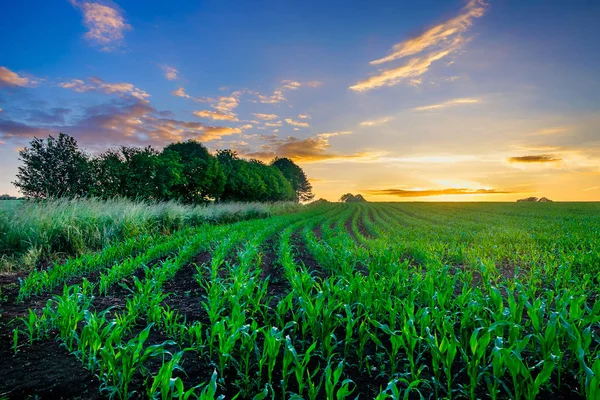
297;114;311;119
70;1;131;51
160;65;178;80
285;118;310;128
365;187;511;197
359;116;394;127
509;155;562;163
252;113;279;120
0;66;37;87
193;110;238;121
350;0;486;91
530;126;570;136
256;80;322;104
583;186;599;191
413;97;480;111
59;77;149;100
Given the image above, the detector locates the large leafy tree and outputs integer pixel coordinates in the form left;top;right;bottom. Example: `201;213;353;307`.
13;133;92;199
271;157;314;202
164;141;225;203
90;149;127;198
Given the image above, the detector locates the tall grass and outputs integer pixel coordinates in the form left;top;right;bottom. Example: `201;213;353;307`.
0;197;300;271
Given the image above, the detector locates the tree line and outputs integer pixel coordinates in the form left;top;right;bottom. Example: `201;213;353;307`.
13;133;314;203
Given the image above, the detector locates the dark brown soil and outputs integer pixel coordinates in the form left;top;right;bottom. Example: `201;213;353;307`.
0;327;103;399
161;252;211;323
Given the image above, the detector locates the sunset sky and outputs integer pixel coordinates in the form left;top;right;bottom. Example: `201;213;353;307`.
1;0;599;201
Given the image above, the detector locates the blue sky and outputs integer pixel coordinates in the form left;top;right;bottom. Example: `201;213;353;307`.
1;0;599;200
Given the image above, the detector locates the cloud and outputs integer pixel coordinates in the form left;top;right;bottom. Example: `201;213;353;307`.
27;108;71;124
193;110;238;121
172;87;191;99
350;39;464;91
285;118;310;128
530;126;570;136
297;114;310;119
256;80;322;104
213;93;242;113
265;121;282;127
509;155;562;163
0;118;50;138
243;132;376;163
70;0;131;51
360;116;394;127
584;186;599;191
365;188;511;197
59;77;150;100
0;97;242;145
0;66;36;87
317;131;352;139
252;113;279;120
351;0;486;91
413;97;480;111
160;65;178;80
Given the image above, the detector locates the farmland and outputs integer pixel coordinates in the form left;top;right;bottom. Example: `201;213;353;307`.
0;202;599;399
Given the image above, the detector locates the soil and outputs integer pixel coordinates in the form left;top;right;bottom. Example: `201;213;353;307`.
0;235;587;400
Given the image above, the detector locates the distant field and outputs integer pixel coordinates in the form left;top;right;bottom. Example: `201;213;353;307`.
0;202;599;399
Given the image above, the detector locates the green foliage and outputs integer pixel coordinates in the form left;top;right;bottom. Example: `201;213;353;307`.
165;140;225;203
271;157;314;202
8;202;600;399
13;134;311;205
13;133;92;199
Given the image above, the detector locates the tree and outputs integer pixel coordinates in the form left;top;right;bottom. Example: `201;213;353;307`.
164;141;225;203
271;157;314;202
340;193;367;203
13;133;92;199
90;149;127;198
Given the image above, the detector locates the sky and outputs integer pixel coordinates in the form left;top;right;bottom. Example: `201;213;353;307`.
1;0;599;201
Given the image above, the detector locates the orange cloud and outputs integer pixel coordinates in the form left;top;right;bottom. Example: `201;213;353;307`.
0;66;35;87
252;113;279;120
193;110;238;121
365;188;512;197
359;116;394;127
509;155;562;163
59;77;149;100
413;97;480;111
351;0;486;91
285;118;310;128
371;0;486;65
243;132;375;163
70;1;131;51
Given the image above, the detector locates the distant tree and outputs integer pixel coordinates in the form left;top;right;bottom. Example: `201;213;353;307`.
517;197;539;203
271;157;314;202
13;133;92;199
340;193;367;203
517;197;552;203
165;141;225;203
0;194;19;200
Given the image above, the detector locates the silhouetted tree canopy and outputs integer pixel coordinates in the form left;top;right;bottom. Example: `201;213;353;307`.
271;157;314;202
340;193;367;202
14;133;309;203
517;197;553;203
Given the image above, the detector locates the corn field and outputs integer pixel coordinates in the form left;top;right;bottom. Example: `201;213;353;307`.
0;202;599;399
